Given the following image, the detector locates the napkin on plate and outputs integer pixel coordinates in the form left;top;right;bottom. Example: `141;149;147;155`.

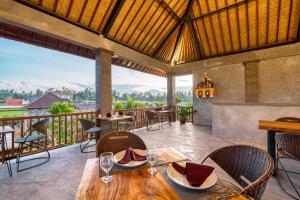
118;147;146;164
172;162;214;187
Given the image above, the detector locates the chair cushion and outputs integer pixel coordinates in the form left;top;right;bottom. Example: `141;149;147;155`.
118;121;134;126
15;134;45;143
85;127;102;134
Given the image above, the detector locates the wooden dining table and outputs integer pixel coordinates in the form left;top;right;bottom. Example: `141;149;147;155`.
259;120;300;174
155;110;173;129
97;115;134;133
76;147;249;200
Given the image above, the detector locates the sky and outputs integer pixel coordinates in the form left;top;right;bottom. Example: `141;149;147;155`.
0;38;192;92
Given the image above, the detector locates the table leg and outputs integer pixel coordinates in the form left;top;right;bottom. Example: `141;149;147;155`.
267;130;276;176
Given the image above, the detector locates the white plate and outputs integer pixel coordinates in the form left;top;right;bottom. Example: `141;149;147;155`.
114;149;148;168
167;162;217;190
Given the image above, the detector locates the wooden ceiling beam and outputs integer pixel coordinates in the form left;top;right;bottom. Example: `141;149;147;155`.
266;0;269;44
154;0;180;20
286;0;293;40
246;0;250;48
78;0;88;23
205;0;219;54
170;0;195;64
66;0;74;18
152;1;193;56
195;0;212;56
88;0;102;27
225;0;234;51
276;0;282;42
192;0;249;21
189;17;203;58
142;0;186;52
214;0;226;52
235;0;242;49
102;0;125;36
53;0;59;13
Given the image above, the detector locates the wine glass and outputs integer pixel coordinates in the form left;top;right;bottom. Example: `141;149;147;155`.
99;152;114;183
146;149;157;175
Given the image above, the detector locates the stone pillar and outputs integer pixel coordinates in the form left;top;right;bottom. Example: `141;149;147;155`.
167;73;176;106
95;50;112;115
244;61;259;102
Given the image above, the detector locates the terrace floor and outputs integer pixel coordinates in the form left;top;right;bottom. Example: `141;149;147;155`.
0;123;299;200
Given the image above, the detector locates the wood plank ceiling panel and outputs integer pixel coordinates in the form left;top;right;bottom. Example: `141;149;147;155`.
16;0;300;65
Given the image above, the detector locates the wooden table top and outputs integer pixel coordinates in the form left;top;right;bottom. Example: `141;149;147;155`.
98;115;133;122
76;147;249;200
259;120;300;133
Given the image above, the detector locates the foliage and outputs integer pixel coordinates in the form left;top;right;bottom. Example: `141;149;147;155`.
175;96;182;104
47;102;75;114
177;108;192;118
154;101;166;107
113;98;124;110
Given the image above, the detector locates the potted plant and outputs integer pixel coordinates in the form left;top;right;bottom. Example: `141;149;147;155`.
177;108;191;125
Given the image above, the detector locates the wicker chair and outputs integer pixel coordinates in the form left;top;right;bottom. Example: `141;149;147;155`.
15;118;51;172
78;118;103;153
0;136;12;176
117;111;136;132
201;145;274;200
96;131;147;157
275;117;300;199
145;111;160;131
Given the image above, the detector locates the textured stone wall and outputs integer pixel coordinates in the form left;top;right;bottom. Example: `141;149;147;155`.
258;55;300;104
193;63;245;125
212;104;300;146
192;53;300;146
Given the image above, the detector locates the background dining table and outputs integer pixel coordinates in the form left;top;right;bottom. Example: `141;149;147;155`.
76;147;248;200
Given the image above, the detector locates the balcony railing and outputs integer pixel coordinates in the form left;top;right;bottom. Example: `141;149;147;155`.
0;106;193;159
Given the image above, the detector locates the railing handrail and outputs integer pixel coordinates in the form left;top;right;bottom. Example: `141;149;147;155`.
0;111;97;121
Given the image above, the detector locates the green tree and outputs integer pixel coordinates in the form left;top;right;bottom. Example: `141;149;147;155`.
175;96;182;104
48;102;75;114
113;98;124;110
125;97;137;109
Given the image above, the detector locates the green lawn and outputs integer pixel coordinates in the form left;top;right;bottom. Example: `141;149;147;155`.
0;108;27;118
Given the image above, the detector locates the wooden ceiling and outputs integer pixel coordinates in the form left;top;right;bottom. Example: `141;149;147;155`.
0;21;166;77
15;0;300;65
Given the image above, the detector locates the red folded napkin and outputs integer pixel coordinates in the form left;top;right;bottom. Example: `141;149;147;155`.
172;162;214;187
117;147;146;164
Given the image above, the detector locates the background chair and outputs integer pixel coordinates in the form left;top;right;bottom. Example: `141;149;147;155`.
275;117;300;199
117;111;136;132
145;111;160;131
15;118;50;172
0;136;12;176
202;145;274;200
78;118;102;153
96;131;147;157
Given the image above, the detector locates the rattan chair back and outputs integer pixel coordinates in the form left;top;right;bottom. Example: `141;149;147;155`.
78;118;96;132
275;117;300;159
145;111;158;119
31;118;50;135
202;145;274;199
96;131;147;157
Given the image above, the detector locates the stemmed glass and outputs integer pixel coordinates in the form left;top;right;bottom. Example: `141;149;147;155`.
99;152;114;183
146;149;157;175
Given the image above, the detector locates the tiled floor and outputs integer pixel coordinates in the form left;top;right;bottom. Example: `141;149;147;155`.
0;123;299;200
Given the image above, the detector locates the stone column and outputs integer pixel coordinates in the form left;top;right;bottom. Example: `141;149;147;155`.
244;60;259;102
95;50;112;115
167;73;176;106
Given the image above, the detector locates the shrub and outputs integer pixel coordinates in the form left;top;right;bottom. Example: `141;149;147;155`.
48;102;75;114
